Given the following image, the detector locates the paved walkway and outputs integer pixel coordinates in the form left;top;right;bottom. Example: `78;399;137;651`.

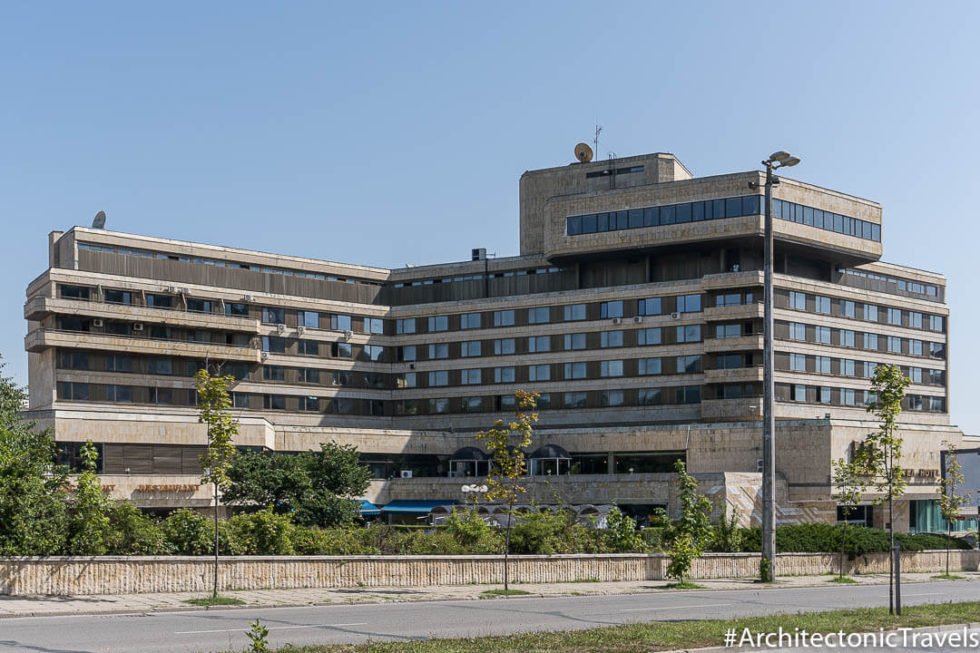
1;571;976;618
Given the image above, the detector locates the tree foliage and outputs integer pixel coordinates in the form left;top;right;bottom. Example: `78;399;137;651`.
66;441;113;555
832;457;865;579
664;460;713;582
939;441;970;576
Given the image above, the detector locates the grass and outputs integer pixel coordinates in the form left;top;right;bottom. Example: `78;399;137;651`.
184;595;246;607
254;602;980;652
657;581;706;590
932;573;966;580
479;589;533;598
828;576;857;583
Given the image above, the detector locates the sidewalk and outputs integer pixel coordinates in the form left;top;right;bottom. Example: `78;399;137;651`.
1;571;976;618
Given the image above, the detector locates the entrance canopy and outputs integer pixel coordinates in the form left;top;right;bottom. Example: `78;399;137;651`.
381;500;456;514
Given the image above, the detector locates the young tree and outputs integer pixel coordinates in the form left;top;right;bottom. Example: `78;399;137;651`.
477;390;537;591
665;460;713;584
67;441;112;555
939;441;970;577
0;355;68;555
196;369;239;598
831;457;864;581
854;363;909;614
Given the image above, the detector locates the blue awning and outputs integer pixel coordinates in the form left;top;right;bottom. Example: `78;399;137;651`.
359;499;381;515
380;500;456;514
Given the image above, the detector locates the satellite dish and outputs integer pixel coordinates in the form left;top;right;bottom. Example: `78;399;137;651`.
92;211;106;229
574;142;594;163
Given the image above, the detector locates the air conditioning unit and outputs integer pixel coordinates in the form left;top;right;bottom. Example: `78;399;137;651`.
409;363;416;369
343;329;354;341
611;317;622;325
92;318;104;328
242;294;255;302
180;288;191;295
400;470;413;479
133;323;144;331
165;286;178;293
297;325;306;335
756;458;764;472
276;323;286;333
670;312;681;319
260;351;269;361
633;316;643;324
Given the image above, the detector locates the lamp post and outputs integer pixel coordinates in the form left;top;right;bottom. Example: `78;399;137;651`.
751;150;800;582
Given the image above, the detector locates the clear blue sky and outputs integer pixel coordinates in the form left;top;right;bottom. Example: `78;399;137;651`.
2;2;977;433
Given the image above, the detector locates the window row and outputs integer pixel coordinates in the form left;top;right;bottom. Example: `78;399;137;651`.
783;291;944;332
781;352;945;385
771;198;880;242
779;382;946;412
842;268;939;298
391;266;561;288
781;321;946;359
566;195;763;236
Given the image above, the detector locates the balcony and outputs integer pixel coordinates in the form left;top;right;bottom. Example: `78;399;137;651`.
703;366;764;384
25;328;262;363
24;296;261;333
703;334;764;353
700;398;762;422
702;303;764;322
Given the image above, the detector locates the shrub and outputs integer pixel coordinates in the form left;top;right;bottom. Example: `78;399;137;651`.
226;508;294;555
289;526;379;555
445;509;504;554
509;509;590;554
602;507;645;553
162;509;214;555
738;523;971;556
106;502;168;555
640;527;666;552
710;508;744;553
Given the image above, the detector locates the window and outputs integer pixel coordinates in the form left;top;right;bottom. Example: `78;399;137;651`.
60;285;90;300
332;371;351;386
929;315;944;332
863;362;878;378
600;360;623;377
815;296;830;314
493;310;515;327
225;302;249;317
528;335;550;353
428;371;449;387
676;294;702;313
717;353;744;369
563;304;586;321
262;336;286;353
493;338;516;355
842;359;856;376
298;339;319;356
146;294;173;309
564;333;586;350
330;314;352;331
816;356;831;374
460;368;481;385
460;341;481;357
460;313;482;330
564;362;587;379
909;367;922;384
59;351;89;370
638;388;661;405
677;355;702;374
263;365;284;381
676;325;701;343
638;328;662;346
789;322;806;340
147;357;172;375
864;304;878;322
715;292;752;307
929;369;944;385
842;388;857;406
104;289;132;305
600;301;623;319
528;307;550;324
840;329;856;347
910;339;923;356
494;366;516;383
332;398;355;414
929;342;946;359
715;324;741;339
528;364;550;382
909;312;922;328
864;333;879;350
638;358;662;375
59;381;90;400
564;392;588;409
536;393;552;409
397;345;417;361
364;318;384;334
298;396;319;412
887;308;902;326
396;318;416;334
789;291;806;310
428;398;449;414
298;311;320;329
888;336;902;353
497;395;516;411
262;307;285;324
676;385;701;404
600;390;624;407
461;397;482;413
105;354;132;372
790;353;807;371
601;331;624;348
106;384;132;402
818;387;832;404
840;300;855;318
302;368;320;384
399;372;417;388
361;345;384;362
815;326;831;344
429;343;449;359
929;396;946;412
638;298;662;316
428;315;449;332
792;384;806;402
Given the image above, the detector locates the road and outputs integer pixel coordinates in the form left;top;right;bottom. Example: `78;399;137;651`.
0;580;975;653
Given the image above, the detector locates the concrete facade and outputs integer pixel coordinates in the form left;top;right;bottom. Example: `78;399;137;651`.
22;150;977;531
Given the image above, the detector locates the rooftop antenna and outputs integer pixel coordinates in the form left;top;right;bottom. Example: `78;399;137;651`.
92;210;106;229
593;124;602;159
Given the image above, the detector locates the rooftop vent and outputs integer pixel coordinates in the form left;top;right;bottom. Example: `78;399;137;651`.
472;248;487;261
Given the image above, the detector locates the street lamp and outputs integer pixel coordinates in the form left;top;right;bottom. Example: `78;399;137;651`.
750;150;800;583
461;483;489;509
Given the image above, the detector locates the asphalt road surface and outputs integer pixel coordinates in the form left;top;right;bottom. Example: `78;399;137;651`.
0;580;976;653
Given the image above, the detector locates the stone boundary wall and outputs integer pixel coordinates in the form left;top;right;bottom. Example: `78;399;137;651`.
1;550;976;596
